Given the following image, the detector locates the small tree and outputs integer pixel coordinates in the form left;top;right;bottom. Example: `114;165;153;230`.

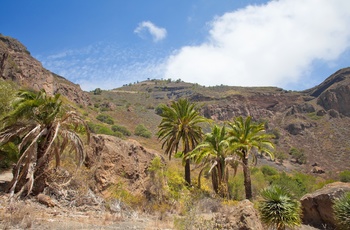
333;192;350;229
258;185;301;230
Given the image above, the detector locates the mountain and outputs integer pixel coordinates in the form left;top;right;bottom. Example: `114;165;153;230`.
0;34;90;106
1;34;349;176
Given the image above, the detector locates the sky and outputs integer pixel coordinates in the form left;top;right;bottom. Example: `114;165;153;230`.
1;0;350;91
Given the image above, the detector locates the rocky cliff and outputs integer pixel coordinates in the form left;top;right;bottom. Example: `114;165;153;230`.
0;34;90;106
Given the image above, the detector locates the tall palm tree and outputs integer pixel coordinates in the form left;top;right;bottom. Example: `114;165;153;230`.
227;116;274;200
157;98;207;186
188;125;235;197
0;89;89;198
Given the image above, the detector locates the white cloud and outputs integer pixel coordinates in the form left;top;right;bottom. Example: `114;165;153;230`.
164;0;350;89
134;21;167;42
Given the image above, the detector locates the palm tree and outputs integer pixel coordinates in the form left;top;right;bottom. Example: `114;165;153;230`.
189;125;235;197
157;98;207;186
0;89;89;198
258;185;302;230
227;116;274;200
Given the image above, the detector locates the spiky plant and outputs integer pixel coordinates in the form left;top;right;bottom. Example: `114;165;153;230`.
333;192;350;230
258;185;301;230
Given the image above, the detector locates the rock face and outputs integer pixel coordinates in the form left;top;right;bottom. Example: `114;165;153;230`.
300;182;350;229
0;34;90;106
86;134;159;195
213;200;264;230
307;68;350;117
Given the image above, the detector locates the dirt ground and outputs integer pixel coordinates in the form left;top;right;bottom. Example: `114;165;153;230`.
0;170;320;230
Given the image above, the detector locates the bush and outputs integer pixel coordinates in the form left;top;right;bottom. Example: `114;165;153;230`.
87;122;122;137
339;170;350;182
333;192;350;229
261;165;278;176
258;185;302;230
111;125;131;136
289;147;306;164
96;114;114;125
134;124;152;138
155;103;166;115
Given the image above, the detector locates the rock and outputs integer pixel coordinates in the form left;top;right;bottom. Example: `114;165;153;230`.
37;193;57;207
213;200;263;230
300;182;350;229
311;166;325;174
0;34;90;106
86;134;160;195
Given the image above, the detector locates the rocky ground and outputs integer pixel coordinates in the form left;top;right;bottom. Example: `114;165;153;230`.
0;170;323;230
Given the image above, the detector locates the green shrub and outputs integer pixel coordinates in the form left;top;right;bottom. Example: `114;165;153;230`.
289;147;306;164
155;103;166;115
261;165;278;176
93;88;102;95
339;170;350;182
258;185;302;230
333;192;350;229
134;124;152;138
88;122;122;137
96;114;114;125
111;125;131;136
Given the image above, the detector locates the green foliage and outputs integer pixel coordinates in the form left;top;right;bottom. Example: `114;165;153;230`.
258;185;302;230
0;142;19;169
88;122;122;137
111;125;131;136
228;171;245;201
289;147;306;164
261;165;278;176
333;192;350;229
339;170;350;182
134;124;152;138
275;151;288;164
93;88;102;95
155;103;166;115
96;114;114;125
0;79;17;119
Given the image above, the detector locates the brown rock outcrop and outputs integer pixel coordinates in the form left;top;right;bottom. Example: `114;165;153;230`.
86;134;160;195
0;34;90;106
213;199;263;230
300;182;350;229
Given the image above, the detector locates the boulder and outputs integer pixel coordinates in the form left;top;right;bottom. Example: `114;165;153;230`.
300;182;350;229
213;200;263;230
86;134;161;195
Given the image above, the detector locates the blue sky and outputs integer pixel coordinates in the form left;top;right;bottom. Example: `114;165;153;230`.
1;0;350;91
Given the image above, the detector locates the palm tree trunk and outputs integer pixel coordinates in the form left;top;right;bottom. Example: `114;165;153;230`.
185;158;191;186
242;156;252;200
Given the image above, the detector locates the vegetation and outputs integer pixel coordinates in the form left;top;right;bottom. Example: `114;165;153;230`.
88;122;122;137
134;124;152;138
339;170;350;182
157;98;207;186
189;125;233;197
0;89;89;197
333;192;350;229
111;124;131;136
289;147;306;164
258;185;302;230
96;113;114;125
226;116;275;200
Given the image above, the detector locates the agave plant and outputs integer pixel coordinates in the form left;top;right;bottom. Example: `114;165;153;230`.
258;185;301;230
333;192;350;229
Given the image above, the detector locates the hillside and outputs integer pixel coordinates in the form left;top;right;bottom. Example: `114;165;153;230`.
89;74;350;175
1;34;349;176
